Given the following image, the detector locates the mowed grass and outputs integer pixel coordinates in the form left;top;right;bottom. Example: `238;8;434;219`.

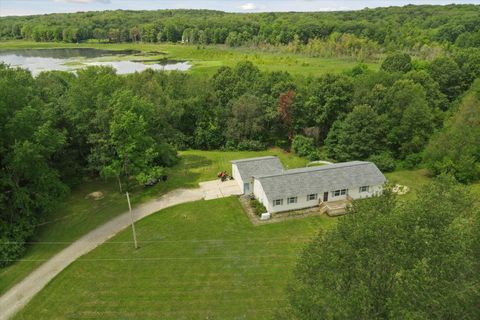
14;197;335;319
0;40;380;77
0;149;307;295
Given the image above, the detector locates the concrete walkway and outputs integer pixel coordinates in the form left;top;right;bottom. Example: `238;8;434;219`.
0;180;241;320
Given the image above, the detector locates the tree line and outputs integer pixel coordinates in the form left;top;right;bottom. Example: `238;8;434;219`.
1;5;480;57
1;47;479;266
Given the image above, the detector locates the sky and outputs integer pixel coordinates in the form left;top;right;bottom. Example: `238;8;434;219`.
0;0;479;17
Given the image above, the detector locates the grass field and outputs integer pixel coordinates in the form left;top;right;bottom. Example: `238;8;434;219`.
14;197;335;320
0;40;380;77
0;149;307;295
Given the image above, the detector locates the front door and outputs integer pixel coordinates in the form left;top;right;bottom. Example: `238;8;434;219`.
323;192;328;202
244;183;250;194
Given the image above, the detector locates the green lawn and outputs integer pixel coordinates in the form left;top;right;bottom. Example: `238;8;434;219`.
0;149;307;295
0;40;380;77
14;197;335;320
385;169;433;201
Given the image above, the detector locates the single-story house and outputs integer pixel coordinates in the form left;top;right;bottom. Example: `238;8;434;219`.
231;157;386;214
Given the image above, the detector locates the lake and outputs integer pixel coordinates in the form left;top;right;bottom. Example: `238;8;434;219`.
0;48;191;75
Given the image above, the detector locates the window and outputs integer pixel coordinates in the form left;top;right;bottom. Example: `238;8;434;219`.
273;199;283;207
359;186;369;193
307;193;318;201
332;189;348;197
287;197;298;204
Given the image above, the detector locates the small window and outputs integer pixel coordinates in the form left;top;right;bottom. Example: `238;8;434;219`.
307;193;318;201
359;186;369;193
287;197;298;204
273;199;283;207
333;190;341;197
340;189;347;195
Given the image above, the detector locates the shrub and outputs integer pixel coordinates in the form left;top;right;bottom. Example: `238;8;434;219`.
402;153;423;169
308;150;320;161
368;152;396;172
250;198;267;216
292;135;315;157
237;140;266;151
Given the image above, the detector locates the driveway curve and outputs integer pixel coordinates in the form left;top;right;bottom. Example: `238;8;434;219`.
0;180;241;320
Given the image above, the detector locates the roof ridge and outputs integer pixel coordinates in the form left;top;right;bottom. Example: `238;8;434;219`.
230;156;278;164
256;161;372;179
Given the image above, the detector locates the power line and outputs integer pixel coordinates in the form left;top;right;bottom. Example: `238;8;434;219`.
1;254;303;263
3;236;315;245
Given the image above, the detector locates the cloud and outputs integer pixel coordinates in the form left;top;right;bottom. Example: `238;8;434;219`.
240;3;257;11
52;0;110;4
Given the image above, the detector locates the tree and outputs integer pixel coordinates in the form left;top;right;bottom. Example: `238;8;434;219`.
285;176;479;319
0;65;68;266
325;105;387;161
424;79;480;183
304;74;354;141
226;94;265;144
101;91;163;191
291;135;315;157
383;80;434;158
278;90;296;142
381;52;412;73
428;57;463;101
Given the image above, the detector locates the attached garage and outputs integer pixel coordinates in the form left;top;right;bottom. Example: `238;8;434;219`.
230;156;283;194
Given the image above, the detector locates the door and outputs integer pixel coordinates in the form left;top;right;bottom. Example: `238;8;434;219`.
323;192;328;202
244;183;250;194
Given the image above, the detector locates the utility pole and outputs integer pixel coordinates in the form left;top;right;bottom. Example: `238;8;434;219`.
126;191;138;249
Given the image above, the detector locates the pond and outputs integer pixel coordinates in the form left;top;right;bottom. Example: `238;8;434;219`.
0;48;191;75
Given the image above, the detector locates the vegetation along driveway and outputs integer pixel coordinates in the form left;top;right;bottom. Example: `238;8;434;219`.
0;180;242;320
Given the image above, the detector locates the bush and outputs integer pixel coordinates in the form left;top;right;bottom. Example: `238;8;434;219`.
402;153;423;169
236;140;266;151
308;150;320;161
381;52;412;73
250;198;267;216
368;152;396;172
292;135;315;157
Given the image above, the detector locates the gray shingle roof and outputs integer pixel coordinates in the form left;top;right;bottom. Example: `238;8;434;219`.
256;161;386;201
231;156;283;181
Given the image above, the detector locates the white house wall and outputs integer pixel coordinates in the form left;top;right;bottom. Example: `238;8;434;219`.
231;164;244;193
348;184;383;200
253;179;271;212
262;184;384;214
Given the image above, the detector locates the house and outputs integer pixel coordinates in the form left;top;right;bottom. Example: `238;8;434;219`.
231;157;386;214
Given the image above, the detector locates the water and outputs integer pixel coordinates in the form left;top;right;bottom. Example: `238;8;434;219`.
0;48;191;75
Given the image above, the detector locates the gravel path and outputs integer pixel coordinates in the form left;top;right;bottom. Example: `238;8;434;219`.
0;180;241;320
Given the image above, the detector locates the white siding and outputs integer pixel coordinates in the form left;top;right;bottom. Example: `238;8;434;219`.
231;164;244;193
253;179;271;212
267;192;322;213
348;184;383;200
254;181;384;214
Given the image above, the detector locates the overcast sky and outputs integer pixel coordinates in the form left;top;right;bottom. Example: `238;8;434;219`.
0;0;479;17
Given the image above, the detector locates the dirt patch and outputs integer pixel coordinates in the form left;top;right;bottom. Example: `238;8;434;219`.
85;191;104;200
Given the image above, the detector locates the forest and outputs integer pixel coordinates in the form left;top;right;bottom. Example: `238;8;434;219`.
1;5;480;59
